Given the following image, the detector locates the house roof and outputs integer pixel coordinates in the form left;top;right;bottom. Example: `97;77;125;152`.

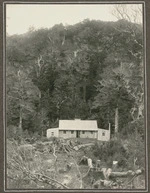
59;119;98;131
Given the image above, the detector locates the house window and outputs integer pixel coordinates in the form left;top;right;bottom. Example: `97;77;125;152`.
82;131;85;134
63;131;66;134
102;131;105;136
71;131;74;134
51;132;54;136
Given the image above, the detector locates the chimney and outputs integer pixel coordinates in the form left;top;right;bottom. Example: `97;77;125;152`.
109;123;111;131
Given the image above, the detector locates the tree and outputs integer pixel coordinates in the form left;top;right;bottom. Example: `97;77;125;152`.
112;4;142;24
92;64;134;133
6;63;40;135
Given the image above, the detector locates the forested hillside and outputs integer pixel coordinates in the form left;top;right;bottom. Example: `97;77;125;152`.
6;19;144;138
6;17;146;189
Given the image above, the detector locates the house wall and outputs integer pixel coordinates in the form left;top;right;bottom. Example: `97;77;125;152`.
80;131;97;139
59;130;97;139
47;128;110;141
59;130;76;138
47;128;59;138
97;129;110;141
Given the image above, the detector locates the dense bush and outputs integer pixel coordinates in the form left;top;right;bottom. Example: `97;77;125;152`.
6;19;143;136
91;133;144;170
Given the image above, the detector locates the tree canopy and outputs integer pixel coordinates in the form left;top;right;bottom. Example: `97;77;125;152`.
6;19;144;137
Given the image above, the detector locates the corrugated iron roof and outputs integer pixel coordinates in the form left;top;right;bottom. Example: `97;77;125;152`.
59;119;98;131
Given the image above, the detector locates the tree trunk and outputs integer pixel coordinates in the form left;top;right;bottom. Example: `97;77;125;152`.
83;86;86;102
18;70;23;136
115;107;119;134
83;78;87;102
18;107;23;136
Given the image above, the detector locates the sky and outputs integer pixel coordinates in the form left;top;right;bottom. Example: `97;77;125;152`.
6;4;143;35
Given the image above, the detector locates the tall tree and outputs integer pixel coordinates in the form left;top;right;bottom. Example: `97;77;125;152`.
7;64;40;135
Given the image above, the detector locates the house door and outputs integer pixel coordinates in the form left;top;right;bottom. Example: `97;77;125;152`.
76;131;80;138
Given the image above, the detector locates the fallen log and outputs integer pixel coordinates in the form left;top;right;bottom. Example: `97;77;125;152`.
73;143;94;151
109;169;144;179
28;172;69;189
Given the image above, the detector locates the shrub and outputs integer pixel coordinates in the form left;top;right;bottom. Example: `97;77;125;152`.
126;133;145;169
92;137;129;169
7;125;17;138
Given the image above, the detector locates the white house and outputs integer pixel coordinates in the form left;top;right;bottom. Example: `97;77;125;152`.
47;119;110;141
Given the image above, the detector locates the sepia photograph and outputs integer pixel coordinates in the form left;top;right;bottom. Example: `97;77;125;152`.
4;2;147;191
